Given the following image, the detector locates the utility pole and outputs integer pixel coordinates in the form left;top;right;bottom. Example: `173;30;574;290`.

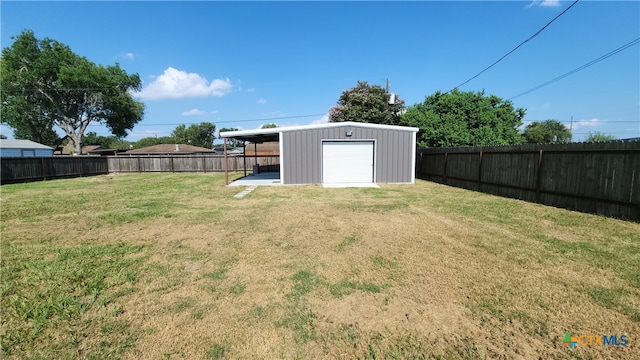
570;115;574;141
386;78;395;105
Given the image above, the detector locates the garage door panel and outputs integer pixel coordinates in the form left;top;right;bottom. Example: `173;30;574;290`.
322;141;374;183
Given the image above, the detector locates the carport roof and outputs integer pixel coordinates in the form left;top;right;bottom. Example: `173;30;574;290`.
219;121;418;143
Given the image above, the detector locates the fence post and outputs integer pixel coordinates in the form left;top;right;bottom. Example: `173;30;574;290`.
478;151;483;191
443;152;448;182
41;157;46;180
535;149;543;202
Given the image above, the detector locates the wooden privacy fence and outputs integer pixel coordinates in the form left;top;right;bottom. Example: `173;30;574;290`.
106;155;279;173
416;141;640;221
1;155;280;184
1;156;108;184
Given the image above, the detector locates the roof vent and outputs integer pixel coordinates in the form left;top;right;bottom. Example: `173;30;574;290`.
175;144;180;151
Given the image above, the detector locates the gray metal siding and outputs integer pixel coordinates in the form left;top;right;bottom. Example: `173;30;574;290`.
282;125;414;184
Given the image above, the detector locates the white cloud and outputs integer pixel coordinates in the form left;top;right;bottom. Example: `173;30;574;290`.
124;52;135;60
247;88;255;93
182;108;206;116
311;114;330;125
135;67;232;100
572;118;600;130
526;0;560;8
258;98;267;105
540;0;560;7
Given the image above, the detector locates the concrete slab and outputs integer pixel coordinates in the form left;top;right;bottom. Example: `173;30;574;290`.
229;172;380;188
228;172;282;187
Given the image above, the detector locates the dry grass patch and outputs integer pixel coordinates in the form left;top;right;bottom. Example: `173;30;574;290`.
1;173;638;359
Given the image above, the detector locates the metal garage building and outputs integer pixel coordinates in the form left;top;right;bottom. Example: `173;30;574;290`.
220;122;418;185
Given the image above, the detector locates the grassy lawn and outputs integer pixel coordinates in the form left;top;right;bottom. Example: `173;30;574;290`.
1;173;638;359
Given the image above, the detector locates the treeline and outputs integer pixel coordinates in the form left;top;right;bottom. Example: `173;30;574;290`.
83;122;225;150
329;82;618;148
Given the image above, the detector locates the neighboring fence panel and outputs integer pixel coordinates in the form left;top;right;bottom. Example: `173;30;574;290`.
416;141;640;221
1;156;108;184
106;155;280;173
2;155;280;184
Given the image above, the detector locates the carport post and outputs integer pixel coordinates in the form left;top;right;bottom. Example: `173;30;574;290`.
224;138;228;185
243;141;247;177
254;143;258;172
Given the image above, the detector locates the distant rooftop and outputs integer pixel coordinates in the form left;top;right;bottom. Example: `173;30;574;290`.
127;144;214;154
0;139;53;150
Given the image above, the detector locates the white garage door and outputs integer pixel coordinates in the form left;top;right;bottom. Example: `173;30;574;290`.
322;141;374;183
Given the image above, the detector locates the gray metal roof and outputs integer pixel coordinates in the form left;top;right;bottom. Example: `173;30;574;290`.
219;121;418;143
0;139;53;150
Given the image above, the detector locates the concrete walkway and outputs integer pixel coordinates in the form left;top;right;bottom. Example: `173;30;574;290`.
233;185;258;199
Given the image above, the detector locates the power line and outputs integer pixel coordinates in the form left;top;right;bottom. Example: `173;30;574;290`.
449;0;580;92
509;38;640;100
522;120;638;123
87;113;327;127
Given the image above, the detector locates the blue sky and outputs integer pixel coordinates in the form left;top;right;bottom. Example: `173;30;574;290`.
1;0;638;143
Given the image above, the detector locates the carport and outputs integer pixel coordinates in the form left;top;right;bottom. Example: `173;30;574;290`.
219;129;280;186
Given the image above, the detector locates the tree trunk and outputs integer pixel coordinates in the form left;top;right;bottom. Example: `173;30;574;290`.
70;134;82;155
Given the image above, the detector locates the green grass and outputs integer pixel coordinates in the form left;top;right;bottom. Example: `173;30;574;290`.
205;343;226;359
289;269;324;300
1;173;638;359
588;287;640;322
229;282;246;295
1;242;144;358
203;269;228;280
170;297;196;313
328;280;381;298
287;269;384;301
336;234;358;252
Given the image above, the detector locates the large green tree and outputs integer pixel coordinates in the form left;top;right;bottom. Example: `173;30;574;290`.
584;132;616;142
401;89;525;148
522;120;571;144
329;81;405;125
82;131;118;148
134;136;176;149
108;138;134;150
171;122;216;148
1;30;145;153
